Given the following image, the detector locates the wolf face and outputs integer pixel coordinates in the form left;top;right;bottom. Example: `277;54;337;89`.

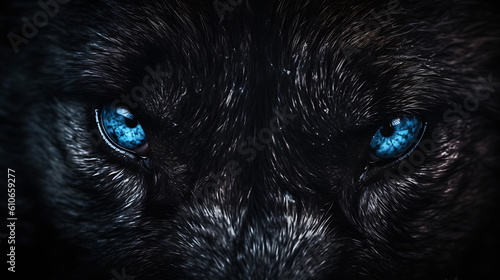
1;0;499;279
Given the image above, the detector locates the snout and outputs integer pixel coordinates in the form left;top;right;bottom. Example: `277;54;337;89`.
172;192;339;279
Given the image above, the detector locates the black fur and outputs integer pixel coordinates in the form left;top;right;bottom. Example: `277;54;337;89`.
1;0;500;279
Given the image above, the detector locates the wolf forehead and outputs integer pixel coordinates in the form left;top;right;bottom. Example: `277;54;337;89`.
81;0;437;124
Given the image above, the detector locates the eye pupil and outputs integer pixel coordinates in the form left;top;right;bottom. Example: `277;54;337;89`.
125;117;138;128
380;124;394;137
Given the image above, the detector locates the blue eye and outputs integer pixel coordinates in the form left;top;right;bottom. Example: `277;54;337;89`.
98;105;147;152
369;116;423;160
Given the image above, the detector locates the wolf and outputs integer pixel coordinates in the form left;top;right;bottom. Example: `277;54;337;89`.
1;0;499;279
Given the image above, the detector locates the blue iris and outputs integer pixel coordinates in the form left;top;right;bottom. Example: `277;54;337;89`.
100;105;147;150
370;116;423;159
